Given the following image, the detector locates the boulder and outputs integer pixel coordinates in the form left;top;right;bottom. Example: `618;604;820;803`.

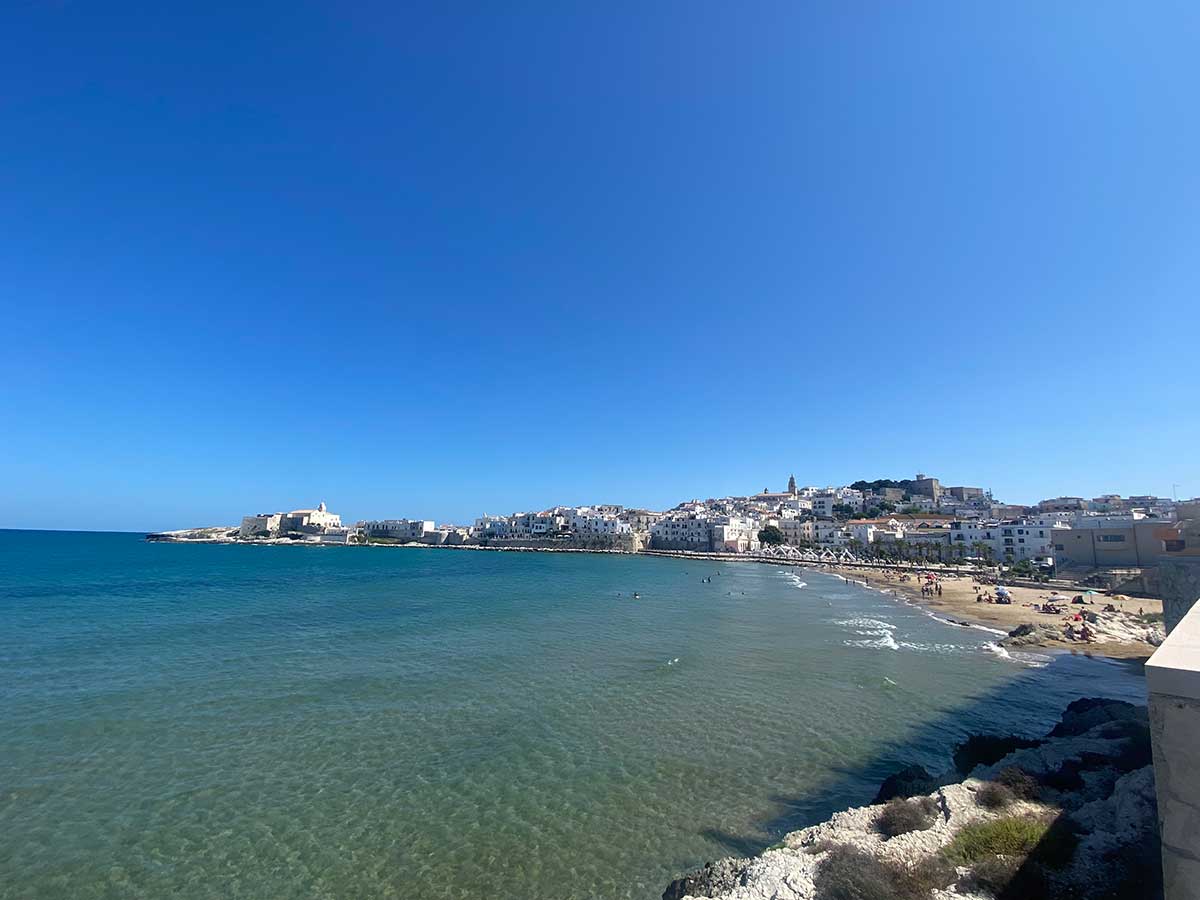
1000;622;1059;647
662;858;749;900
953;734;1043;776
1049;698;1145;738
872;764;937;804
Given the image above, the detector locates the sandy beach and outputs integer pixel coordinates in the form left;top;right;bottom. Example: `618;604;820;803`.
816;563;1163;660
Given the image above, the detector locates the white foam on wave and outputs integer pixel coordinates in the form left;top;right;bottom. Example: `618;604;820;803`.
837;617;901;650
825;587;1042;668
983;642;1050;668
834;617;897;633
924;610;1007;637
846;632;900;650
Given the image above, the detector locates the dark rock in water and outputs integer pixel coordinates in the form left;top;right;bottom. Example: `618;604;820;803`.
1001;622;1059;646
1049;697;1146;738
872;764;937;804
662;858;749;900
953;734;1043;776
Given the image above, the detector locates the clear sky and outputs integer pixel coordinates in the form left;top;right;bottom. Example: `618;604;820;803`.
2;2;1198;532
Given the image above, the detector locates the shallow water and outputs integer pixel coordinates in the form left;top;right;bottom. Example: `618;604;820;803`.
0;532;1147;899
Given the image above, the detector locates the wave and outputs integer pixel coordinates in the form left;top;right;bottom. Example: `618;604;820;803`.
984;642;1050;668
846;632;900;650
838;616;900;650
834;617;896;633
923;610;1008;637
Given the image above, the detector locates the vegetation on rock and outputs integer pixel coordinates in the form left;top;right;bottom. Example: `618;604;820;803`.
876;796;939;838
993;766;1041;801
943;816;1050;865
975;781;1016;810
814;845;953;900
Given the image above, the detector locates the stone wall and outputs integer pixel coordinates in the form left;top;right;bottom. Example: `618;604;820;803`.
1159;557;1200;634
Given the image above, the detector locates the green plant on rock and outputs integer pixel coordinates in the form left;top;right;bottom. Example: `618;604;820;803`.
943;817;1049;865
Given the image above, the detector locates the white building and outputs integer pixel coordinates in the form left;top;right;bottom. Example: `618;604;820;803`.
570;507;631;537
360;519;436;541
710;516;760;553
947;519;1061;562
814;521;853;546
779;518;815;547
650;513;713;551
240;502;342;538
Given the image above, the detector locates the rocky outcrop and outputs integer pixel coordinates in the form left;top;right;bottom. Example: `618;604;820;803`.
872;765;937;804
145;526;239;542
661;699;1159;900
662;859;751;900
1000;616;1164;651
1048;697;1144;737
1000;622;1060;647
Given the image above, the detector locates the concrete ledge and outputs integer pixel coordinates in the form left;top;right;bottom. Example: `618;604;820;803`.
1148;591;1200;900
1148;600;1200;702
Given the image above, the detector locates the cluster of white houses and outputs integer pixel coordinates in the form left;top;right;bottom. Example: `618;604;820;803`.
237;475;1198;569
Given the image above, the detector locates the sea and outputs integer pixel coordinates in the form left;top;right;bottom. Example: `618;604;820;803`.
0;530;1148;899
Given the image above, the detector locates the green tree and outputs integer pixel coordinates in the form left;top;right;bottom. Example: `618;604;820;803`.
758;525;785;546
1009;558;1036;577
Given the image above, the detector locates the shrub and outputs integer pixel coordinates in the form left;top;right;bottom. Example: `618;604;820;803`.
814;845;953;900
957;854;1024;895
956;852;1057;899
813;846;897;900
876;796;938;838
943;817;1049;865
994;766;1040;801
953;734;1042;776
976;781;1016;810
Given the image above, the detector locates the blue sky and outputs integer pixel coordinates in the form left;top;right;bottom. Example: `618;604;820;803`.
2;2;1198;531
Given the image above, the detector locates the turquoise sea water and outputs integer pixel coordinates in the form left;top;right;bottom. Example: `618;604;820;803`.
0;531;1147;899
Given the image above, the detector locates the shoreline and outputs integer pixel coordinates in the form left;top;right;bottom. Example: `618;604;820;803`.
144;535;1162;660
810;562;1161;661
662;696;1159;900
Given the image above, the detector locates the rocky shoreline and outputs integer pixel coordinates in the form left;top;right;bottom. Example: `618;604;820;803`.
661;697;1160;900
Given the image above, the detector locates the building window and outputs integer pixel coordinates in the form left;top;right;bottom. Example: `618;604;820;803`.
1165;540;1186;552
1098;535;1126;543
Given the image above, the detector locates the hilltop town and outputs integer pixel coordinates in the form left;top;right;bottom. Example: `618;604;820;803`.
151;474;1198;591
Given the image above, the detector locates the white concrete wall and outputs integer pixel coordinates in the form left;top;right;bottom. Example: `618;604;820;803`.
1147;560;1200;900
